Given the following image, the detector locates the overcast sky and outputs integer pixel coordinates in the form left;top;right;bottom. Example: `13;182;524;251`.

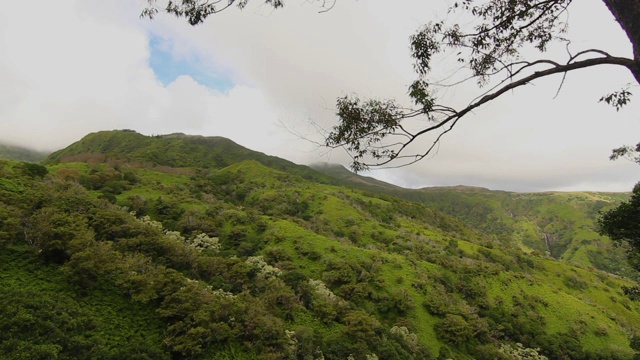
1;0;639;192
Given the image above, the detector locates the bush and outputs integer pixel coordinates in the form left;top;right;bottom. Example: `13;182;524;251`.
0;289;100;359
20;162;48;178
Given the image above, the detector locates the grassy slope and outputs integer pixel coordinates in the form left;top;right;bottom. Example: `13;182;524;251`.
176;161;640;356
48;131;627;274
411;188;633;275
311;164;633;277
46;158;640;358
44;130;334;183
0;130;631;358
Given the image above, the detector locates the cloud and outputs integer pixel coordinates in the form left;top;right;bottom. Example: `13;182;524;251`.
0;0;151;149
0;0;281;153
0;0;638;191
148;35;234;92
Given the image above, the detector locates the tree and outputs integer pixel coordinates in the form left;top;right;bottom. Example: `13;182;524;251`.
140;0;640;171
141;0;343;24
598;146;640;271
598;182;640;270
610;141;640;164
325;0;640;171
141;0;336;25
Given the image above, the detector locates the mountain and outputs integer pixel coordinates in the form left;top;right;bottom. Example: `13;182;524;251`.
0;142;48;162
1;130;640;359
44;130;334;184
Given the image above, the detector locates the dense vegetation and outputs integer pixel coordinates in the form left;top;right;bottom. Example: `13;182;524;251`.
313;163;634;278
2;130;640;359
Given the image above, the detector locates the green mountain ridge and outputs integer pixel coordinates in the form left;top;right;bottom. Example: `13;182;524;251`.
45;130;334;184
40;130;637;275
310;162;404;190
1;129;639;359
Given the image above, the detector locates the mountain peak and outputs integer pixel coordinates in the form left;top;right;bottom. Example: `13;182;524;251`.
43;130;333;183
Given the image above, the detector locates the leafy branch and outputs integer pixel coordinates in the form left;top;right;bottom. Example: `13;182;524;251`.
327;51;636;172
324;0;639;171
141;0;285;25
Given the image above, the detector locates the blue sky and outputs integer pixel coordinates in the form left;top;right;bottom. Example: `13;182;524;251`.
148;34;234;93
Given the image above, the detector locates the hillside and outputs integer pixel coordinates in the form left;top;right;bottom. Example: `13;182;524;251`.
0;142;48;162
311;162;404;191
1;131;640;359
44;130;334;184
411;187;632;274
311;164;633;278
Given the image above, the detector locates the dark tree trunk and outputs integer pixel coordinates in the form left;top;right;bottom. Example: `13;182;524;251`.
602;0;640;83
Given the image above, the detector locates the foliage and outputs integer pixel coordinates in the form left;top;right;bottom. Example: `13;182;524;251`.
599;183;640;271
141;0;285;25
497;343;548;360
0;245;169;359
313;166;632;277
600;87;634;112
610;142;640;164
1;136;640;359
323;0;640;170
0;288;99;359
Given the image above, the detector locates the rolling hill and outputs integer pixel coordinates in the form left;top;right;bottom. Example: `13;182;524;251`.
1;129;639;359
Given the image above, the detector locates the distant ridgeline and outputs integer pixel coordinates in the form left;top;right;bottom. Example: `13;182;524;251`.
0;143;48;162
0;129;638;359
311;165;634;278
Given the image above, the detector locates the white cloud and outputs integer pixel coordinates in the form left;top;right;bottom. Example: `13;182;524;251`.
0;0;282;153
0;0;638;191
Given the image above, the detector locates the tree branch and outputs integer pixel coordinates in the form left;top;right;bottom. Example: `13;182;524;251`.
353;54;636;170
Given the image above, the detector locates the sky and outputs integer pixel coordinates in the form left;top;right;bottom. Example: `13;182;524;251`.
0;0;639;192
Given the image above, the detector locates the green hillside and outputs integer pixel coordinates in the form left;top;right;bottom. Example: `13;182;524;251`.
312;164;633;278
311;162;404;191
411;188;631;273
0;143;48;162
1;131;640;359
44;130;334;184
